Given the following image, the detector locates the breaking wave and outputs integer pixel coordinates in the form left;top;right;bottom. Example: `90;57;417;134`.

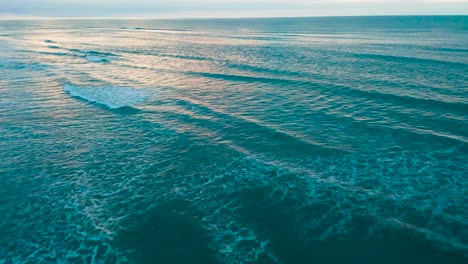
64;83;151;109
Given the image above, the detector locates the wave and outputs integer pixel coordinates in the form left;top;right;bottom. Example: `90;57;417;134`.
160;53;210;62
227;35;287;41
37;51;69;56
63;83;151;109
353;53;468;67
66;49;118;62
85;55;109;63
120;27;191;32
0;59;52;71
43;39;54;43
432;47;468;53
169;97;348;155
189;71;298;85
69;49;118;57
185;70;467;115
342;86;468;114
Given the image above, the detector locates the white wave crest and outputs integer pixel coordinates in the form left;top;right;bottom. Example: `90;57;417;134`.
64;84;150;109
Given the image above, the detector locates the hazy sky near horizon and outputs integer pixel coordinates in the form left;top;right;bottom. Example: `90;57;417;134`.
1;0;467;18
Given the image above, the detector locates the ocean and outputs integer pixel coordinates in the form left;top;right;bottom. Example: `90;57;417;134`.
0;16;467;263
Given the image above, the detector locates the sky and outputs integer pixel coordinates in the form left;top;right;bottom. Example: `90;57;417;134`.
0;0;467;18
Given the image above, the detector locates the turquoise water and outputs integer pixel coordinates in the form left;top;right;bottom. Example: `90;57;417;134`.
0;16;467;263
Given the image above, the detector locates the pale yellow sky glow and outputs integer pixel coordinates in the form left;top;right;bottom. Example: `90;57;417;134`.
0;0;467;18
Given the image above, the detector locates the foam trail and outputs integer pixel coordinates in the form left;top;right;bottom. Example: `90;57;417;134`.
64;84;151;109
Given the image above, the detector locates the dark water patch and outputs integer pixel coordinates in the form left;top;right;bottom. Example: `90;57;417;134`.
237;187;468;264
115;199;219;264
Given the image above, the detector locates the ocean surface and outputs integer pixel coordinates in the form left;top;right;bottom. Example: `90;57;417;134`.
0;16;467;264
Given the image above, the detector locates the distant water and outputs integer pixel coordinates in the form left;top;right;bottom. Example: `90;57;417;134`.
0;16;467;264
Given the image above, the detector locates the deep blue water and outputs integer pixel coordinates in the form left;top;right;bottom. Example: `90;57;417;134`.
0;16;467;263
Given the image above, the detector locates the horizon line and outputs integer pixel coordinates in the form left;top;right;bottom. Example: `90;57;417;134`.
0;14;467;20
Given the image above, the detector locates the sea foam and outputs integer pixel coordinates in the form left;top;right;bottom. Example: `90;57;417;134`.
85;55;109;62
64;84;150;109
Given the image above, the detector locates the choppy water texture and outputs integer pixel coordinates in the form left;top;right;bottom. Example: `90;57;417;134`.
1;16;467;264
